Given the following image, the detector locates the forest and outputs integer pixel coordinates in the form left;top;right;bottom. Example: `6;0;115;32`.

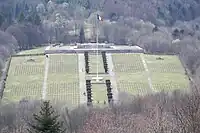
1;0;200;79
1;0;200;132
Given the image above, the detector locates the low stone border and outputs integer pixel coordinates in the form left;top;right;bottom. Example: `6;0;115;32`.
12;53;45;57
0;57;12;99
45;49;144;54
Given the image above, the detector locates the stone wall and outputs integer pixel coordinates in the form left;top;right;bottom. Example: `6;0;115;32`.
0;57;12;99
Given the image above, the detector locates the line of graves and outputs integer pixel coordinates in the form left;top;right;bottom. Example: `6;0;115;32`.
84;52;90;74
101;51;109;73
84;51;109;74
86;80;92;106
105;80;113;103
85;79;113;106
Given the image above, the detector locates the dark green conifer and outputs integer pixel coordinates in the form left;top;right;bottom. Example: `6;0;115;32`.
27;101;66;133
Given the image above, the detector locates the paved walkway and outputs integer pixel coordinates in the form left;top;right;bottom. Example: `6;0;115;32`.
42;55;49;100
42;46;51;100
107;53;119;103
78;54;87;104
140;54;153;93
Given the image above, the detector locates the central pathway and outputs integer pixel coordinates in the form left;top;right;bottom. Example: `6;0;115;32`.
42;46;51;100
107;53;119;103
140;54;153;93
78;54;87;104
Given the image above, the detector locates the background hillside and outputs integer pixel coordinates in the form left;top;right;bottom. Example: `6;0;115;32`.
1;0;200;83
1;1;200;133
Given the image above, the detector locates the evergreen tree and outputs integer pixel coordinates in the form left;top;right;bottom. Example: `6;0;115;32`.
45;0;50;4
18;12;25;23
27;15;33;23
34;14;41;25
27;101;66;133
79;26;85;43
0;13;4;27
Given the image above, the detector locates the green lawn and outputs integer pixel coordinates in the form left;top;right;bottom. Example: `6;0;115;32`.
112;53;189;95
3;56;45;102
3;54;80;106
112;53;145;73
151;73;189;92
144;54;189;92
47;54;79;105
2;52;190;106
46;82;79;106
112;53;149;95
89;54;105;73
116;72;150;96
48;54;78;74
91;84;108;104
144;54;185;73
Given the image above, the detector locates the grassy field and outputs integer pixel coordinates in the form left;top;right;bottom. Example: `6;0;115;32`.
47;54;79;106
3;56;45;102
2;50;190;106
112;53;150;95
144;54;189;92
3;54;80;106
112;53;189;95
91;83;108;104
89;54;105;73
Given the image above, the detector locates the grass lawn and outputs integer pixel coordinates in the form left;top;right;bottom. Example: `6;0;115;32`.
112;53;145;73
46;82;79;106
48;54;78;74
89;54;105;74
112;53;189;95
144;54;185;73
151;73;189;92
116;72;150;95
144;54;189;92
3;56;45;102
47;54;79;105
2;52;190;106
17;47;46;55
91;84;108;104
112;53;149;95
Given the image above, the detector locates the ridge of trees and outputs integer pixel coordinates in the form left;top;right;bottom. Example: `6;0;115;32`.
1;90;200;133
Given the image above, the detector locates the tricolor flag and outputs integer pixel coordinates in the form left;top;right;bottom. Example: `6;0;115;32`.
97;14;103;21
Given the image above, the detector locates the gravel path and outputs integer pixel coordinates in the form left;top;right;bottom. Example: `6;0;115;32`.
140;54;153;93
78;54;87;104
42;54;49;100
42;46;51;100
107;53;119;103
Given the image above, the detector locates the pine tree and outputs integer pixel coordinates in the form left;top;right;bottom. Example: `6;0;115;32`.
79;26;85;43
27;100;66;133
18;12;25;23
34;14;41;25
0;13;4;26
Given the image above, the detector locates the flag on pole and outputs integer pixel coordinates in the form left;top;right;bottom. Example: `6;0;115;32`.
97;14;103;21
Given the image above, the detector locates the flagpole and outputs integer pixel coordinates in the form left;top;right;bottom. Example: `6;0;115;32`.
96;14;99;79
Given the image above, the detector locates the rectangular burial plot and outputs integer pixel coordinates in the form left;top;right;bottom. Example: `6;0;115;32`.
89;54;105;74
46;82;79;106
3;56;45;102
48;54;78;75
91;84;108;105
144;54;185;73
47;54;79;105
116;72;150;96
112;53;145;73
151;73;189;93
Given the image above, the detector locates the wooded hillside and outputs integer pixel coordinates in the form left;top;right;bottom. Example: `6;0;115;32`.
0;0;200;80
